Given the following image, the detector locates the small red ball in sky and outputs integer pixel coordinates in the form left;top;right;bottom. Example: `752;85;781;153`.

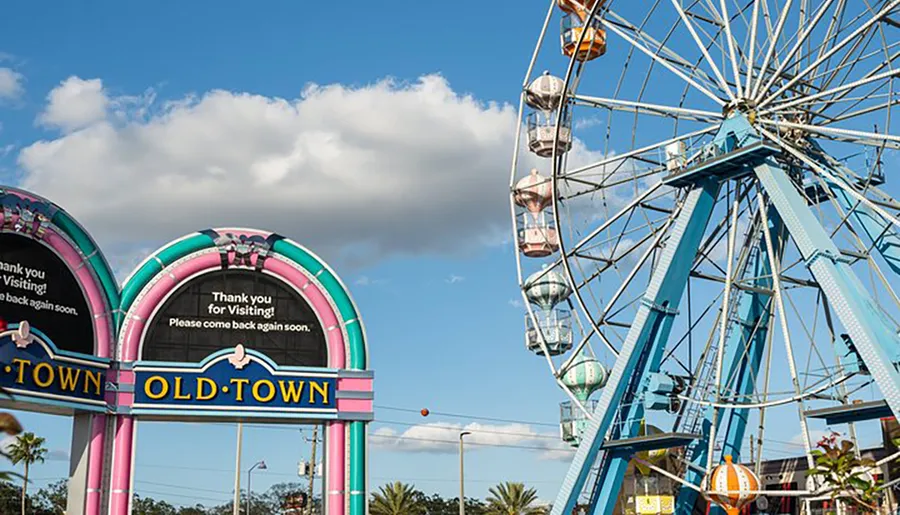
420;408;429;417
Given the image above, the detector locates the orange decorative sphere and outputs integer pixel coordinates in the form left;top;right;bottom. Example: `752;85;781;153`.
420;408;429;417
707;455;760;515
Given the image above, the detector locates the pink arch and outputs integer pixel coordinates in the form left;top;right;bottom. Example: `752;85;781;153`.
1;214;114;515
110;244;348;515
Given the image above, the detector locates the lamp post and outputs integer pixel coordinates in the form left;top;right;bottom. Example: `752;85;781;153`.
459;431;471;515
233;423;243;515
247;460;267;515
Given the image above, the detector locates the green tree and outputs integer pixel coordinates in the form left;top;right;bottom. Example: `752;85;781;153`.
131;494;178;515
0;481;23;514
370;482;423;515
34;479;67;514
485;482;545;515
413;492;451;515
809;432;885;512
8;432;47;515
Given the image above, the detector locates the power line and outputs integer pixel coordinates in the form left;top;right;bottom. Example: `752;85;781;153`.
367;433;570;453
244;419;562;441
374;405;558;428
134;462;561;489
135;479;234;495
135;487;230;504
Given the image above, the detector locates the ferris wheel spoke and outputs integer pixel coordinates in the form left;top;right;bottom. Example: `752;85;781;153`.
816;21;880;98
600;13;727;106
571;226;668;298
563;125;720;179
806;40;899;87
762;67;900;116
570;94;725;122
759;117;900;149
563;182;665;255
822;92;900;125
810;47;900;120
816;0;849;64
671;0;738;100
718;0;745;90
751;0;794;99
744;0;763;96
705;183;742;475
606;8;726;91
757;0;900;110
793;6;875;92
757;193;817;469
756;0;839;101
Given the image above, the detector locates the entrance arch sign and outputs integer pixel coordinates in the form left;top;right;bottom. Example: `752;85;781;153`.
0;187;120;515
109;228;371;515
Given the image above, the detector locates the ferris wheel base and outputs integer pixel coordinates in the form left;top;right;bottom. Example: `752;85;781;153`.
662;140;780;188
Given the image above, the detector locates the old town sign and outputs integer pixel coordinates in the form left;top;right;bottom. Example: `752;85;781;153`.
0;322;108;412
133;345;338;418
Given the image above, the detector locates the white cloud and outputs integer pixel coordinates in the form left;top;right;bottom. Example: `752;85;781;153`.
37;76;109;131
369;422;573;461
0;68;24;101
508;298;524;309
47;449;70;461
445;274;465;284
17;74;607;268
354;275;388;286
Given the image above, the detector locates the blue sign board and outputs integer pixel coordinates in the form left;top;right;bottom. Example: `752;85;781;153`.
132;346;337;418
0;323;108;412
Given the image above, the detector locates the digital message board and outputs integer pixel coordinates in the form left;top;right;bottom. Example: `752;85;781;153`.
0;233;94;354
142;269;328;367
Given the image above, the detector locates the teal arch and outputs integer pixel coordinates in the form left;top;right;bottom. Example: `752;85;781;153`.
52;209;121;312
117;229;369;514
3;188;120;343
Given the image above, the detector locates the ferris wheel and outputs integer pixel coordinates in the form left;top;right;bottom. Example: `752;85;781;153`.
509;0;900;513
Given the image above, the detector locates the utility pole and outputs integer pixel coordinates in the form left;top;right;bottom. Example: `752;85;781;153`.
233;422;243;515
306;425;319;515
459;431;471;515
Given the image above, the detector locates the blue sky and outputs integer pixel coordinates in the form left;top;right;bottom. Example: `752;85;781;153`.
0;0;894;509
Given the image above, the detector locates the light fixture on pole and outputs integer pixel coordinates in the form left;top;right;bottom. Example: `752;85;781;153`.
246;460;267;515
459;431;472;515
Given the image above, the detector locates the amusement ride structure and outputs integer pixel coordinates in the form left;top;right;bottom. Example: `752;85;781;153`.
509;0;900;513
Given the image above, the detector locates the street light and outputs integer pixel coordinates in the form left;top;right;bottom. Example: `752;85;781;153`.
247;460;267;515
459;431;472;515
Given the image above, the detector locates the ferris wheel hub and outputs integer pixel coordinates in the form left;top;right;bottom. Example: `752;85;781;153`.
723;98;758;124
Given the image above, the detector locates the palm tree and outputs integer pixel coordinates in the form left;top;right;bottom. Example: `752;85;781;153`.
8;432;47;515
370;482;423;515
486;482;546;515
